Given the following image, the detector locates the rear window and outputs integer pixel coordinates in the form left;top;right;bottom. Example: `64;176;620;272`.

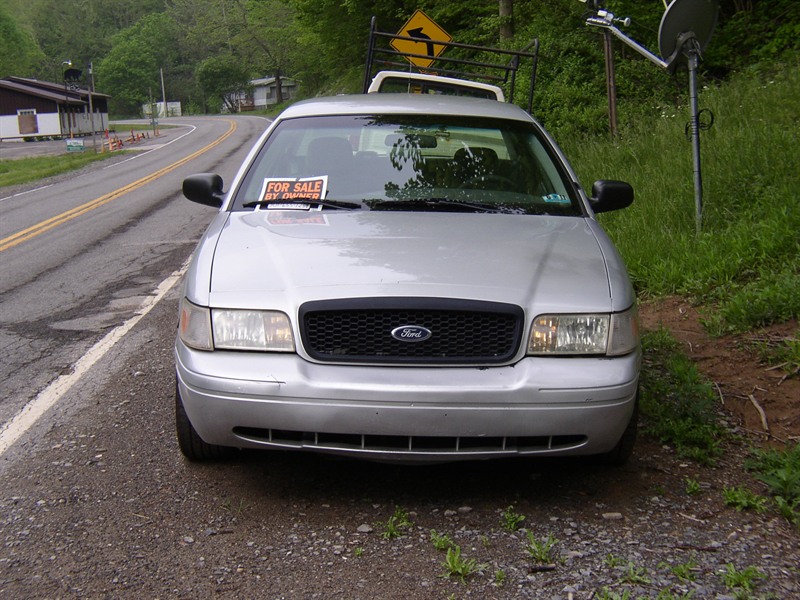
376;76;499;100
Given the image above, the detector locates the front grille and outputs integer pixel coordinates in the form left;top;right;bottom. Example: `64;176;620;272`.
233;427;587;456
299;298;524;365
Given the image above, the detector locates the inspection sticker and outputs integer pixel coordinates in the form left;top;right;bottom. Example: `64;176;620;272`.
542;193;570;204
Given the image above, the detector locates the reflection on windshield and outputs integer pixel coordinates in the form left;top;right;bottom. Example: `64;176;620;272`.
233;114;579;216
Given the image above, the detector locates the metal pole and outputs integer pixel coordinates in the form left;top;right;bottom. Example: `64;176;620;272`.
88;62;97;152
603;30;618;137
160;68;167;118
687;51;703;235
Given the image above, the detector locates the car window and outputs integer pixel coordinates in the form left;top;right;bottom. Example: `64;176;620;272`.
232;114;580;216
376;76;500;100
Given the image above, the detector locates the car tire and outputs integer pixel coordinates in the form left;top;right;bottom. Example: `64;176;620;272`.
600;391;639;466
175;379;237;461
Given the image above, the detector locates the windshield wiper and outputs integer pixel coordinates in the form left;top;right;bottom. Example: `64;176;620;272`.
367;198;513;213
242;197;363;210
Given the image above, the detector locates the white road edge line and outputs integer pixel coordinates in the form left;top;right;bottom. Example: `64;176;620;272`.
104;125;198;168
0;184;54;203
0;260;189;457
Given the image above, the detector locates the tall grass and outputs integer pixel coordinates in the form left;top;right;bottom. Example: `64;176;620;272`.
562;62;800;333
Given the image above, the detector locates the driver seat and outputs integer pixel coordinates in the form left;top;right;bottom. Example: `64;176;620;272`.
452;146;499;185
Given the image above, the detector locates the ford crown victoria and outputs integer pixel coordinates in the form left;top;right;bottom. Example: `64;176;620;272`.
176;93;640;464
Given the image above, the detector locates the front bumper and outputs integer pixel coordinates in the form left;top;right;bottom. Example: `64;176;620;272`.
175;340;640;462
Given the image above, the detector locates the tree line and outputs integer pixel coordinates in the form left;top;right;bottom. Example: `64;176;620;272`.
2;0;797;136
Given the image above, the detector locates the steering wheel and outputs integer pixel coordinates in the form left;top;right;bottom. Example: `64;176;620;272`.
458;174;518;191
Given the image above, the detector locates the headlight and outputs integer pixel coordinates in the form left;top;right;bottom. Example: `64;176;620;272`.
178;298;295;352
527;306;638;356
212;309;295;352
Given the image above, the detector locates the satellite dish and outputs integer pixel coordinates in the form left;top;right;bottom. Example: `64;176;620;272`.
658;0;718;67
584;0;720;234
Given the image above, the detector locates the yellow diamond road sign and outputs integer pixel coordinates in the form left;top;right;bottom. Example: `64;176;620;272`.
391;10;453;69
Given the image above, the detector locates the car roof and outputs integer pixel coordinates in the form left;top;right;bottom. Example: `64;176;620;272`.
276;93;534;124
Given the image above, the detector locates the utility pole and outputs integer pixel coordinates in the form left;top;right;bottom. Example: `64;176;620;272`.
160;68;167;118
87;62;97;152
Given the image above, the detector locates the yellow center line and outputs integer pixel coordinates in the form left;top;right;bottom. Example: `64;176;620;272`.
0;119;237;253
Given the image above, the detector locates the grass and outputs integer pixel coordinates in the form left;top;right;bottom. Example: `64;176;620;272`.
563;61;800;334
721;563;767;594
638;328;724;464
723;486;769;513
0;152;120;188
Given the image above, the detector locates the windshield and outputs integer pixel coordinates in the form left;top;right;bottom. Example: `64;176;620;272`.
232;114;581;216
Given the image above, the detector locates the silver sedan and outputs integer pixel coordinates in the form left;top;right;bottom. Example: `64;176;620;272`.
175;94;640;464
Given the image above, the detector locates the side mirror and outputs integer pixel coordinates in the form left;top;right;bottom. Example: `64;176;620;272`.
182;173;225;208
589;180;634;213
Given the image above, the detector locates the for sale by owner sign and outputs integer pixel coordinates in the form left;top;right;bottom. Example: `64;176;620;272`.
258;176;328;204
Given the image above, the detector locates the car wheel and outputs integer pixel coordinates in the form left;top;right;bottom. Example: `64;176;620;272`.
175;380;237;461
600;391;639;466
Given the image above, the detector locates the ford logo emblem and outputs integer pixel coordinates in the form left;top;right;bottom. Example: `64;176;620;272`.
391;325;432;342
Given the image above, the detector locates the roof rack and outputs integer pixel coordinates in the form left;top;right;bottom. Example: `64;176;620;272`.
362;16;539;114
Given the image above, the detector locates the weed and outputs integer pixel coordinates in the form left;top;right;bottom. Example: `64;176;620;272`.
525;532;558;564
620;562;651;585
380;507;412;539
746;443;800;526
219;497;247;516
723;486;769;513
604;554;626;568
667;557;699;581
720;563;767;593
748;331;800;379
430;529;455;551
684;478;702;496
747;444;800;501
440;545;486;583
595;587;632;600
494;569;506;586
354;546;364;558
500;505;525;531
655;591;695;600
774;495;800;527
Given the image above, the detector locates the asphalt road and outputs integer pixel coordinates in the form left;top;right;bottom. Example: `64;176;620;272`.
0;115;269;439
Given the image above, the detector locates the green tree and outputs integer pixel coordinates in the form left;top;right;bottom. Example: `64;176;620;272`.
0;6;45;77
233;0;301;104
195;54;251;113
21;0;164;82
96;13;181;115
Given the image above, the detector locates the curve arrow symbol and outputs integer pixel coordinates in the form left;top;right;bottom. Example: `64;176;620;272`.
408;27;436;57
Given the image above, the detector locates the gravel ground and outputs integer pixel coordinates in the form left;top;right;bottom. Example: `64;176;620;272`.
0;294;798;599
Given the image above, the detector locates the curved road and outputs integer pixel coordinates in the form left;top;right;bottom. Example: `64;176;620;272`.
0;115;268;433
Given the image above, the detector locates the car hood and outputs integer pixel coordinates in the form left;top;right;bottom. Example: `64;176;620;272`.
202;210;620;314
